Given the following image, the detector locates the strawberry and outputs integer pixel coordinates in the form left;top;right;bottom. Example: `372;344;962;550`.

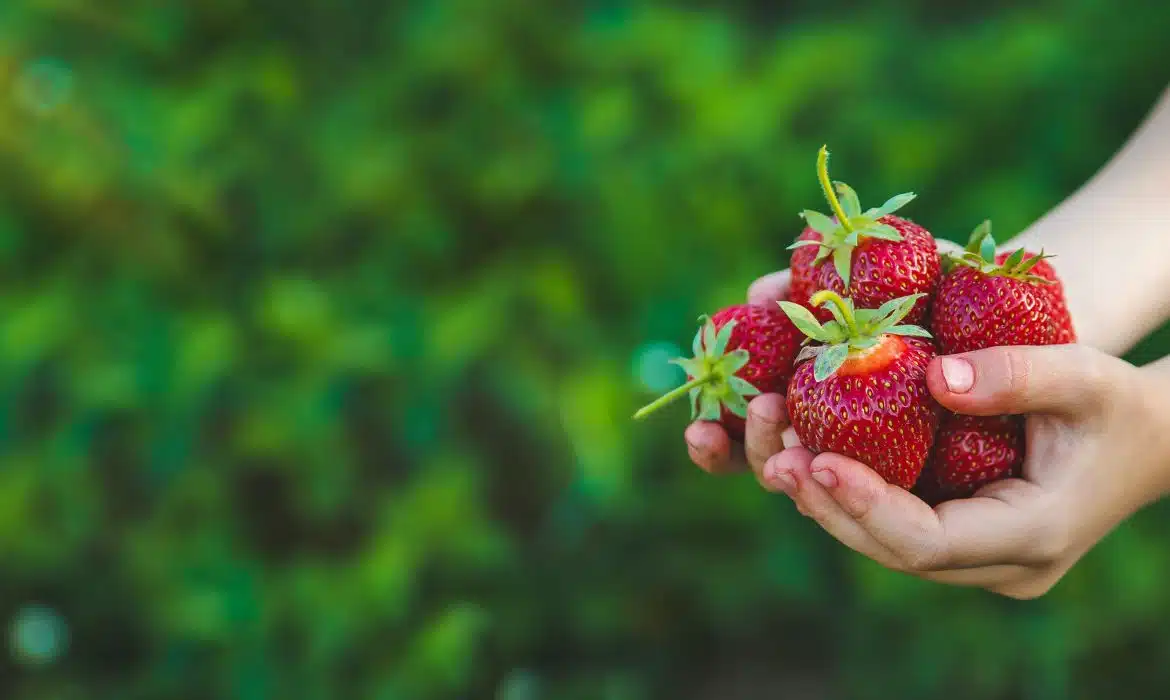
1000;251;1076;344
787;147;940;326
634;304;803;439
779;291;942;489
930;221;1058;355
929;413;1025;499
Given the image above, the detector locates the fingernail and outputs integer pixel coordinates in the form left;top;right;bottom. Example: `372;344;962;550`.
941;356;975;393
810;468;838;489
769;467;797;494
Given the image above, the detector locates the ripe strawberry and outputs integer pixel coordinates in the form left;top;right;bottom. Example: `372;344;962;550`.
929;413;1024;499
779;291;942;489
634;304;803;439
787;147;940;326
999;251;1076;344
930;221;1058;355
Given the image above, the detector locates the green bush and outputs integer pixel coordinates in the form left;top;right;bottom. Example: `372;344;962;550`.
1;1;1169;698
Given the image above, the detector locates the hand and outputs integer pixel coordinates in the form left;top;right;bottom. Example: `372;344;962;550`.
761;344;1170;598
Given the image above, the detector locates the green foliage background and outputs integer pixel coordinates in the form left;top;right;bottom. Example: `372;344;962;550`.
1;1;1169;698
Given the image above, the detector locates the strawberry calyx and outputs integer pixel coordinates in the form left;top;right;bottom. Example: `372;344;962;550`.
787;145;917;289
778;290;932;381
632;316;761;422
945;220;1055;284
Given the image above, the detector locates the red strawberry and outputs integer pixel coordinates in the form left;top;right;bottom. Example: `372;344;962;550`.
929;413;1024;499
779;291;942;489
787;147;940;325
930;221;1058;355
634;304;803;440
1000;252;1076;344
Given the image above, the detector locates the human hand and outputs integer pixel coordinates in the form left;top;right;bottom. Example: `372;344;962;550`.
760;344;1170;598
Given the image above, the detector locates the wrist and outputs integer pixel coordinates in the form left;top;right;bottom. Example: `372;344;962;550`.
1126;362;1170;507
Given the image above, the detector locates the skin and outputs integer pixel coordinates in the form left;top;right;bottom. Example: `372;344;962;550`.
684;86;1170;598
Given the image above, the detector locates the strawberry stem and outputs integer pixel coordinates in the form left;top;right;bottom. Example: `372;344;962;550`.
633;374;713;420
810;290;859;337
817;146;854;233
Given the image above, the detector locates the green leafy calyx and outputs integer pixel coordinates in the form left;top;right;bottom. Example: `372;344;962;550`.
788;146;917;289
633;316;762;422
777;291;931;382
945;220;1055;284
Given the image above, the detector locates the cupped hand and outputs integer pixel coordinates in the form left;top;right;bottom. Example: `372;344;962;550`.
760;344;1170;598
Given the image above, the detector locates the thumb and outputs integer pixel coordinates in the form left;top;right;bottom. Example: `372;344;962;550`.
926;344;1115;416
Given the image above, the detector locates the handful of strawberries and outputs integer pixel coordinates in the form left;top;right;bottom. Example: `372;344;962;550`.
634;147;1075;501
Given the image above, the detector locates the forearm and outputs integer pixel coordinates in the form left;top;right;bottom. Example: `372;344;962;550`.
1013;87;1170;356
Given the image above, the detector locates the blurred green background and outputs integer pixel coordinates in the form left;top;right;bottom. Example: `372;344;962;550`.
1;1;1169;698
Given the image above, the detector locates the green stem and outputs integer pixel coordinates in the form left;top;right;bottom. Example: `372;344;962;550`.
817;146;853;232
633;374;712;420
809;289;859;337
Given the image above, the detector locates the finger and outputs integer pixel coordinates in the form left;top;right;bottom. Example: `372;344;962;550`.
747;269;791;305
770;451;1036;585
923;564;1036;589
744;394;788;484
810;452;1056;569
685;421;745;474
926;345;1116;417
764;449;903;569
772;458;1038;589
781;425;802;449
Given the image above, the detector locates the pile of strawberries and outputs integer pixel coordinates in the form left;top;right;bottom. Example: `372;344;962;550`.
635;147;1075;501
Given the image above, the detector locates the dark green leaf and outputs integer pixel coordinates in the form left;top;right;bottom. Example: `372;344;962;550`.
813;343;849;381
853;309;877;326
860;223;904;242
691;322;706;358
873;294;924;329
723;348;751;373
833;245;853;288
823;299;850;329
795;345;824;364
868;192;916;217
801;210;838;235
711;319;736;356
698;393;721;421
778;301;827;340
980;229;998;263
867;296;909;329
886;324;932;338
1003;248;1026;271
701;317;717;354
966;220;993;254
727;375;760;397
724;392;750;419
669;357;704;378
833;181;862;218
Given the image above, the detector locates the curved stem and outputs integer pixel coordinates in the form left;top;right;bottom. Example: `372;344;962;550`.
809;289;859;337
633;374;712;420
817;146;853;232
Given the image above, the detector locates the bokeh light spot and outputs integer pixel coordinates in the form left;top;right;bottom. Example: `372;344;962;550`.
497;668;541;700
9;604;69;666
14;58;73;116
633;341;683;393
